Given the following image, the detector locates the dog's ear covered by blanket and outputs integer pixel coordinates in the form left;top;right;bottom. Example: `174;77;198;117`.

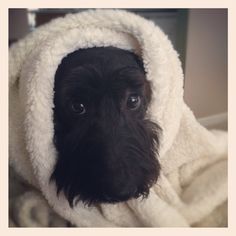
9;9;227;227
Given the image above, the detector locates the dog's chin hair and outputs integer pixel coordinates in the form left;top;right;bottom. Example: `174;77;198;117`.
73;188;150;208
52;177;153;208
67;189;149;208
50;119;161;208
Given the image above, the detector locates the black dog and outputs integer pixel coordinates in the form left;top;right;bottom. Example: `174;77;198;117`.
51;47;161;207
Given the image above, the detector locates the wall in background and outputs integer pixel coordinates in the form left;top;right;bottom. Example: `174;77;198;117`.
9;9;29;43
184;9;227;119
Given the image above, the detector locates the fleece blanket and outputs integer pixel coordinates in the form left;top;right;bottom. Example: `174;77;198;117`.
9;9;227;227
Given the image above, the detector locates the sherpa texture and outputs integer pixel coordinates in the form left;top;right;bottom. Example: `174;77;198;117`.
9;9;227;227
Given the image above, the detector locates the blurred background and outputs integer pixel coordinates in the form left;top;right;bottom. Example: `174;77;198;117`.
9;8;227;130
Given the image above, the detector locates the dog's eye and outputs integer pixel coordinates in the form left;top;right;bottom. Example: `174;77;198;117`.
71;102;86;115
127;94;141;110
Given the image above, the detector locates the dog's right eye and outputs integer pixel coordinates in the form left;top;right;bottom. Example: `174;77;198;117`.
127;94;141;110
71;102;86;115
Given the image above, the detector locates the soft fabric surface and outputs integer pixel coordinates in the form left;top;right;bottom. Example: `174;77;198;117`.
9;167;68;227
9;9;227;227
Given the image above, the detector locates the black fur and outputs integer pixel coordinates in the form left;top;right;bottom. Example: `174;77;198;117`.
51;47;161;207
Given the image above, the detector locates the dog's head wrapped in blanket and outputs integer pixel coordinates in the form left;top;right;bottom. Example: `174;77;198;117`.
9;9;227;227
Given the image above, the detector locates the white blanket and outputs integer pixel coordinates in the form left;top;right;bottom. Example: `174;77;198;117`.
9;9;227;227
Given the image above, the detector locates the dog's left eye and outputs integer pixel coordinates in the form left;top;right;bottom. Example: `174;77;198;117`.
127;94;141;110
71;101;86;115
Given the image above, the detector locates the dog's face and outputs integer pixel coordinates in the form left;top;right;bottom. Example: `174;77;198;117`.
51;47;161;207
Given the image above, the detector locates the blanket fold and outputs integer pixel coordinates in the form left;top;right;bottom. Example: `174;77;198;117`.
9;9;227;227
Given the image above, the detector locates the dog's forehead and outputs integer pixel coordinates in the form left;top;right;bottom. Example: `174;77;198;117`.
55;47;146;94
75;48;138;65
56;47;144;77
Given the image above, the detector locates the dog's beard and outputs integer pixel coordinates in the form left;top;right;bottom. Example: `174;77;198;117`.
51;118;161;207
